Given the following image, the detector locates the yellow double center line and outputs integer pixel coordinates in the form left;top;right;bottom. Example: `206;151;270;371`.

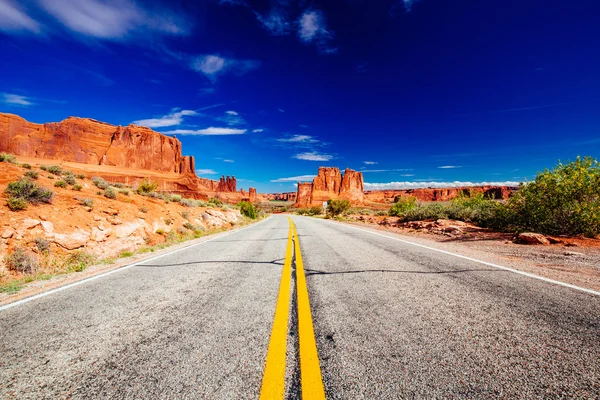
260;218;326;400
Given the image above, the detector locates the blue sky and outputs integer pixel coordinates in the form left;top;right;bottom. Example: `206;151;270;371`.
1;0;599;193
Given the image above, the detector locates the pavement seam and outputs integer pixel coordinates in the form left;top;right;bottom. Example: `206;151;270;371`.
322;218;600;297
0;216;273;312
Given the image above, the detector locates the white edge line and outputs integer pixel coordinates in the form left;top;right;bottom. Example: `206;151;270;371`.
0;216;272;312
315;217;600;297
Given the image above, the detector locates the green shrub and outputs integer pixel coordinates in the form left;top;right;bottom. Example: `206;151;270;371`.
7;197;28;211
118;188;130;196
76;174;86;180
34;237;51;253
24;170;39;180
21;163;32;169
180;198;195;207
156;228;165;235
239;201;257;219
54;180;67;188
180;211;190;220
72;183;83;191
5;179;53;204
505;156;600;237
42;165;63;175
170;194;182;202
104;187;117;199
77;197;94;208
91;176;109;189
389;196;417;216
63;174;76;185
0;152;16;163
119;251;134;258
327;199;351;216
208;197;223;206
183;221;196;230
5;247;39;274
296;208;310;215
137;178;158;194
113;182;125;189
64;251;95;272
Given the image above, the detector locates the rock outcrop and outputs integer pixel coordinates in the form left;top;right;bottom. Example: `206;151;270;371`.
364;186;517;203
295;167;364;207
263;192;297;202
249;188;257;203
0;113;252;202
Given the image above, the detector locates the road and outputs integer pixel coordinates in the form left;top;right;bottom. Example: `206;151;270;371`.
1;215;599;399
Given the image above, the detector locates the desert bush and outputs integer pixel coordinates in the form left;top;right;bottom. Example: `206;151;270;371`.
327;199;351;216
104;187;117;199
156;228;165;235
389;196;417;217
42;165;63;175
76;174;86;180
21;163;32;169
5;179;53;204
183;221;197;230
63;174;76;185
5;247;39;274
76;197;94;208
180;211;190;220
137;178;158;194
505;156;600;237
7;197;28;211
34;237;51;253
164;217;173;225
0;152;16;163
180;198;195;207
72;183;83;191
118;188;130;196
170;194;182;202
296;208;310;215
113;182;125;188
119;251;134;258
238;201;257;219
92;176;109;189
24;170;39;180
54;180;67;188
64;251;95;272
208;197;223;207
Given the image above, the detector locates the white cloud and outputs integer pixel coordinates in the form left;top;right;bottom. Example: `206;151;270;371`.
38;0;190;40
255;8;291;36
196;169;218;175
277;135;318;143
1;93;34;106
438;165;462;169
298;9;336;53
225;110;238;115
191;54;261;80
132;109;197;128
252;128;264;133
0;1;41;33
293;152;333;161
164;127;247;135
363;161;378;165
223;159;234;163
364;181;521;190
270;175;316;183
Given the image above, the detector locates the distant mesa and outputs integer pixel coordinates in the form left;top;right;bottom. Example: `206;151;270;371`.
0;113;256;202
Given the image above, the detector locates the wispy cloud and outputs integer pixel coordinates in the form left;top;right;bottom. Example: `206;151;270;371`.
252;128;265;133
270;175;316;183
0;1;41;33
225;110;238;115
438;165;462;169
277;135;318;144
215;110;246;126
293;151;333;161
298;9;336;53
277;108;285;113
196;169;218;175
1;93;34;106
364;181;521;190
133;109;197;128
223;159;234;163
363;161;378;165
255;7;291;36
164;127;247;136
191;54;261;80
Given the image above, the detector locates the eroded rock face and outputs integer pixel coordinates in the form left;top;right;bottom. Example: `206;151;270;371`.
249;188;257;203
295;167;364;206
217;176;236;192
296;182;314;208
311;167;342;202
364;186;518;203
339;168;364;203
263;192;297;202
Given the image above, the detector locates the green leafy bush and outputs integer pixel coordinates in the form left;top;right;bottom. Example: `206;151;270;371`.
5;179;53;204
24;170;39;180
76;174;86;180
5;247;39;274
42;165;63;175
77;197;94;208
180;198;195;207
118;188;130;196
21;163;32;169
505;156;600;237
54;180;67;188
170;194;182;202
63;174;76;185
327;199;351;216
137;178;158;194
104;187;117;199
7;197;28;211
34;237;51;253
72;183;83;191
91;176;109;189
389;196;417;216
0;152;16;163
239;201;257;219
208;197;223;206
64;251;95;272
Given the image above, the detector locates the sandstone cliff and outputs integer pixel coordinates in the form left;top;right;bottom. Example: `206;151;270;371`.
364;186;517;203
295;167;364;207
263;192;297;202
0;113;249;201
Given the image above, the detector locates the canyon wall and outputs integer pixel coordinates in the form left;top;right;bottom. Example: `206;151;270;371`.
0;113;248;202
295;167;364;207
263;192;297;202
364;186;518;203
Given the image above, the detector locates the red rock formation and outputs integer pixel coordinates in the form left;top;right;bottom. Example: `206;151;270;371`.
249;188;257;203
339;168;364;203
263;192;297;202
296;182;314;208
311;167;342;202
0;113;244;202
364;186;518;203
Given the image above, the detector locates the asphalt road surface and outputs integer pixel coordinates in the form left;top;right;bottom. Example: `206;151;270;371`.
1;215;599;399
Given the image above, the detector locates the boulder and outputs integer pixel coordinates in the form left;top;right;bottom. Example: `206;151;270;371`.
53;229;90;250
91;226;111;242
517;233;550;245
40;221;54;234
115;221;142;238
2;228;15;239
